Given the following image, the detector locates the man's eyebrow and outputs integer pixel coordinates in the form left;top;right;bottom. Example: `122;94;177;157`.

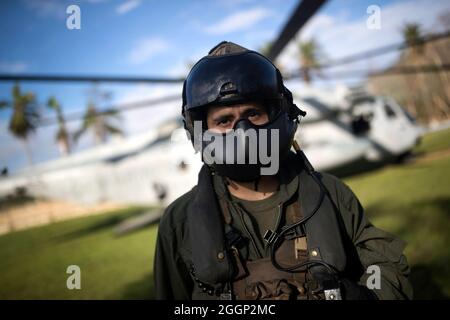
212;112;234;121
242;106;265;114
243;106;260;112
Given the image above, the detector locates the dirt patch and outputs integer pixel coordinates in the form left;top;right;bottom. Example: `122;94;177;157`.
413;148;450;164
0;200;125;235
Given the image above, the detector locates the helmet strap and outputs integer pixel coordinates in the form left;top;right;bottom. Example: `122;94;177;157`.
254;178;259;191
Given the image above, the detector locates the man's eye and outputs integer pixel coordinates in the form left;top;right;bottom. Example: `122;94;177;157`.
217;119;231;126
248;111;261;118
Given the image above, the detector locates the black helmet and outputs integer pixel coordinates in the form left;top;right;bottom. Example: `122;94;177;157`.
182;41;305;182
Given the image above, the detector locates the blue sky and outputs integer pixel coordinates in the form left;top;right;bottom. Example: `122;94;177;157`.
1;0;449;173
0;0;297;125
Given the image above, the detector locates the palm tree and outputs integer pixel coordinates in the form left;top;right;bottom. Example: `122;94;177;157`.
259;41;273;57
400;23;429;121
73;102;123;145
402;22;450;122
402;23;423;56
47;96;70;155
0;84;39;165
258;41;286;73
298;39;322;84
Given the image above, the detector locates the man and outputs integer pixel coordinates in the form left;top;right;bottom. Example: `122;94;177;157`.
154;41;413;300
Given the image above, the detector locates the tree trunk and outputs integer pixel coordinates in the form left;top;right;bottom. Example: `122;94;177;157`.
22;139;33;166
302;68;311;84
58;139;70;156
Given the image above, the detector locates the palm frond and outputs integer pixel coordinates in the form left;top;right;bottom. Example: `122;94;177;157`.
0;101;9;109
402;23;423;55
47;96;60;111
7;84;39;140
104;123;123;136
101;108;121;118
73;124;88;142
56;126;69;141
73;102;123;144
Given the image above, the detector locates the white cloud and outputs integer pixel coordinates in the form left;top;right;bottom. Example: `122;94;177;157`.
277;0;450;79
0;61;28;73
203;7;271;35
166;46;211;77
166;61;191;78
298;14;335;42
128;38;170;65
116;0;142;15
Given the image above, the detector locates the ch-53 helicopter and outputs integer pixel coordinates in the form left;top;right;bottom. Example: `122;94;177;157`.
0;84;423;216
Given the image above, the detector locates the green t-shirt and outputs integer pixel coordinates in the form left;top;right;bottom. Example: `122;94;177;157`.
213;171;299;259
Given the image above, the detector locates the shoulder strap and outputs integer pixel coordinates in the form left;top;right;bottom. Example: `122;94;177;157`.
187;166;233;285
298;169;348;273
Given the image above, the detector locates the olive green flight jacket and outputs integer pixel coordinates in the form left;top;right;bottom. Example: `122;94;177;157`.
154;159;413;300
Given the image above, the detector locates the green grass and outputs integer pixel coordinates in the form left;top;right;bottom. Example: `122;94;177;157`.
0;207;158;299
0;128;449;299
414;127;450;155
344;127;450;299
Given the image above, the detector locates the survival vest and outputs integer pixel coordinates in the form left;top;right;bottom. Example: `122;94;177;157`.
186;157;349;300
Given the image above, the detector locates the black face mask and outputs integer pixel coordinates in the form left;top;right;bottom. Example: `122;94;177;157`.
195;111;298;182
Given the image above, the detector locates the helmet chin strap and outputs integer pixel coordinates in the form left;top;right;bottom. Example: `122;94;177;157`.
225;175;279;197
292;139;317;175
224;176;259;191
254;177;260;191
292;140;301;152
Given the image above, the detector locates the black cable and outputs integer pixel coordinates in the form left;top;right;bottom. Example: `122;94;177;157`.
268;148;338;275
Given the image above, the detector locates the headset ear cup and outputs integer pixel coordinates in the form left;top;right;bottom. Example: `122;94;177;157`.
283;86;293;102
181;79;196;144
283;86;306;119
181;80;187;117
283;86;295;117
183;115;195;144
182;119;189;136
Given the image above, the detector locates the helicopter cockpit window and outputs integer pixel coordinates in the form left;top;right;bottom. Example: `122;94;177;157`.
384;103;397;118
350;98;373;135
351;114;371;135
